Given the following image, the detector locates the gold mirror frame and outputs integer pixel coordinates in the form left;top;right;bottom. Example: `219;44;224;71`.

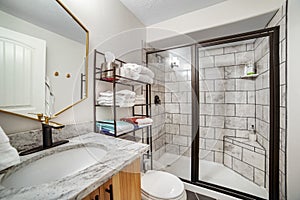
0;0;89;121
52;0;89;118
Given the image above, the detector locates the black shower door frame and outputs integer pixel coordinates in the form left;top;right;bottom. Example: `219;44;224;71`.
189;26;280;200
146;26;280;200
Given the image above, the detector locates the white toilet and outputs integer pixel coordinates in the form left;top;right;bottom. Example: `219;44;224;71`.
141;170;187;200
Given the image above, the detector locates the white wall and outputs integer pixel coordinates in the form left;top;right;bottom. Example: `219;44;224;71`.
0;0;146;133
287;0;300;199
55;0;146;125
147;0;284;43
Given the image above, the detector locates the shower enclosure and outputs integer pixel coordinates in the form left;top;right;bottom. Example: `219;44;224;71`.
146;27;280;200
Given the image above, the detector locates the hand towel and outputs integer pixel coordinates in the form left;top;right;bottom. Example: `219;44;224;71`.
136;118;153;125
123;63;155;78
119;72;153;84
0;127;20;171
0;143;20;171
0;126;9;144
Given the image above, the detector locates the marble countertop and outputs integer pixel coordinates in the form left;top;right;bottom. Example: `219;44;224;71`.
0;132;149;200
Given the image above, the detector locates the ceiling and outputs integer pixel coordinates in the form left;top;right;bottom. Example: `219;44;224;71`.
148;11;276;49
119;0;227;26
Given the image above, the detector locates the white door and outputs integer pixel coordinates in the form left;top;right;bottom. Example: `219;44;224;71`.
0;26;46;117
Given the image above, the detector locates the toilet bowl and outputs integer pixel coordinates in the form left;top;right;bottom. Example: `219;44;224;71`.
141;170;187;200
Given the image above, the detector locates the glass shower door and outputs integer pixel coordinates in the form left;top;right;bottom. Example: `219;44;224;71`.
196;32;278;200
147;27;280;200
147;46;194;181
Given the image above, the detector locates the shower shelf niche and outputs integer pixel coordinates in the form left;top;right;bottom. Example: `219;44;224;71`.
240;74;259;79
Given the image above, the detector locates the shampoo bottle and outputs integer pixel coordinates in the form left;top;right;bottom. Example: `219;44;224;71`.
247;61;256;75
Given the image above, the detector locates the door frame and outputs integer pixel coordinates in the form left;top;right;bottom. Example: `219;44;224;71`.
189;26;280;200
145;26;280;200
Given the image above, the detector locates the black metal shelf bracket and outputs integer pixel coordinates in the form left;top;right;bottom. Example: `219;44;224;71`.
93;49;153;170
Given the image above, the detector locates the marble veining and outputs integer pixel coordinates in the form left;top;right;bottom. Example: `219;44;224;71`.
8;121;94;152
0;132;149;199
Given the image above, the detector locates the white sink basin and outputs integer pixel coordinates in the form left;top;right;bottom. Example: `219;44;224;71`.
1;146;107;189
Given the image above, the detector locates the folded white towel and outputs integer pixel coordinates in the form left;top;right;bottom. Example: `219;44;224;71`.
0;127;20;171
116;90;136;97
0;143;20;171
97;100;135;107
98;91;113;97
133;74;153;84
97;96;135;102
0;126;20;171
118;102;135;107
0;142;16;152
123;63;155;78
136;118;153;125
99;90;135;98
0;126;9;144
120;72;153;84
97;90;136;107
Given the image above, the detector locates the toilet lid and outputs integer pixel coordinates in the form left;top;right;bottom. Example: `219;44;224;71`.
141;170;184;199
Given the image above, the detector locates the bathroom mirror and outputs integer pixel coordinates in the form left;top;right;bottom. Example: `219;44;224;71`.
0;0;89;120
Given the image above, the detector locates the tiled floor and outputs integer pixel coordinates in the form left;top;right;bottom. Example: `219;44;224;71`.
186;190;216;200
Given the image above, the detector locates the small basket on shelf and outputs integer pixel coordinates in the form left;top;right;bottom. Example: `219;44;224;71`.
100;62;120;81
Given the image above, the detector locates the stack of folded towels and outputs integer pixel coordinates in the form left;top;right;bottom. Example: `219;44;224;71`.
121;117;153;127
97;90;136;107
96;121;135;136
120;63;155;84
0;126;20;171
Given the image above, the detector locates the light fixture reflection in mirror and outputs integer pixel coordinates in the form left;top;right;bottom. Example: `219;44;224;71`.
0;0;89;120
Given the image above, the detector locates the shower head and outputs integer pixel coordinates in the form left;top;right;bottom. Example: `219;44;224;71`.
170;56;179;68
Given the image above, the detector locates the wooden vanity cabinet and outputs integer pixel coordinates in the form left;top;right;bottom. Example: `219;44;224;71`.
83;187;100;200
83;158;141;200
83;179;112;200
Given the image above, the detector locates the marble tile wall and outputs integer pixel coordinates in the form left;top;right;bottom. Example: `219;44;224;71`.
146;53;167;160
224;136;266;187
164;55;193;157
199;43;256;163
254;3;287;199
254;32;271;192
146;2;287;197
8;121;94;152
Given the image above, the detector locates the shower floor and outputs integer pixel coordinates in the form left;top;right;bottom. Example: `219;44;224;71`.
155;153;268;199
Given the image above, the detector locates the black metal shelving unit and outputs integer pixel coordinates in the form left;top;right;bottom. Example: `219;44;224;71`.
93;49;153;168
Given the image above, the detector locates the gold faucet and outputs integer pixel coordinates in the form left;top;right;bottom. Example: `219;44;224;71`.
28;113;65;128
44;116;50;124
28;113;44;121
20;113;68;156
